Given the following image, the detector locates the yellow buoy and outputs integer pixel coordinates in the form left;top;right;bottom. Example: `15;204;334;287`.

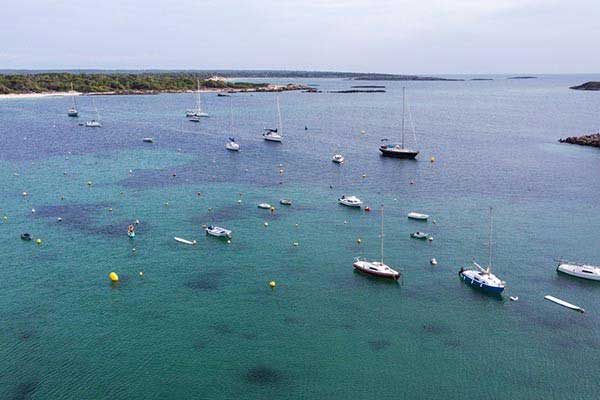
36;238;42;245
227;240;231;244
109;272;119;282
139;271;143;276
270;206;275;213
165;202;169;207
2;215;8;221
269;281;276;288
293;242;299;247
357;238;362;244
264;222;269;227
87;180;92;186
430;156;435;162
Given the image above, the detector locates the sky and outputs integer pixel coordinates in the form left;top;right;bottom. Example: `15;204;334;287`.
1;0;599;74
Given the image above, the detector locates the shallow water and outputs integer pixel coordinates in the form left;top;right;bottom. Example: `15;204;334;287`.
1;75;600;399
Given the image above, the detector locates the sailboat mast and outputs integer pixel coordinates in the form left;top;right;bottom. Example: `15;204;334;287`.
488;207;493;269
229;96;233;132
380;205;384;263
276;95;283;136
196;79;201;112
401;87;405;149
71;83;77;108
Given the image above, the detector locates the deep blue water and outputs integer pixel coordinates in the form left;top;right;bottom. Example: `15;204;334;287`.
1;74;600;399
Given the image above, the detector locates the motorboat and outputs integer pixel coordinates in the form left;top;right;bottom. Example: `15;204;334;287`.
85;120;102;128
225;137;240;151
332;154;344;163
353;205;400;281
379;87;419;159
142;137;154;143
411;231;429;239
280;199;292;205
407;212;429;220
557;261;600;281
458;208;505;294
205;225;232;239
258;203;272;209
338;195;363;208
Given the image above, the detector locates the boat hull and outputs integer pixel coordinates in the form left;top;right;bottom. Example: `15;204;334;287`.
557;263;600;281
379;147;419;159
353;262;399;280
459;271;505;294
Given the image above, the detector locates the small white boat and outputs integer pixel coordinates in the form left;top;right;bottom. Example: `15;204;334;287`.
411;231;429;239
430;258;438;265
67;84;79;117
338;195;363;208
174;237;197;245
332;154;344;164
544;295;585;313
407;212;429;220
142;137;154;143
280;199;292;205
205;225;232;239
557;261;600;281
225;138;240;151
258;203;272;209
510;296;518;301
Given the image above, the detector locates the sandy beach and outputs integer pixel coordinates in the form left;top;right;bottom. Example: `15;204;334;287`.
0;91;80;100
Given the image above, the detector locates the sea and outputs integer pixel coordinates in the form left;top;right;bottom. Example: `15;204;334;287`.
1;74;600;399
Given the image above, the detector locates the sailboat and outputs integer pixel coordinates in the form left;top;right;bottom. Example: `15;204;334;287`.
458;208;506;294
379;87;419;159
84;98;102;127
263;95;283;142
67;83;79;117
186;79;209;119
225;98;240;151
353;205;401;280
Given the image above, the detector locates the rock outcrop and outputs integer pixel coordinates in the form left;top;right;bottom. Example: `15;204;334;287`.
570;81;600;91
559;133;600;148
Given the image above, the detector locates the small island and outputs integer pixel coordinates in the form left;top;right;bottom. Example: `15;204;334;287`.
508;76;537;79
559;133;600;148
328;89;386;93
570;81;600;91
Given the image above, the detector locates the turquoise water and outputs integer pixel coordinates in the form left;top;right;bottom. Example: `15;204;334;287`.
1;75;600;399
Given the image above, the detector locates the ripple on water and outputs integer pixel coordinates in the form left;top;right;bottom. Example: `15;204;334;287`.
11;380;40;400
185;272;222;292
368;339;392;351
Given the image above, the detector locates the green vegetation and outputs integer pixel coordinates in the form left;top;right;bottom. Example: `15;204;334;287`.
0;72;267;94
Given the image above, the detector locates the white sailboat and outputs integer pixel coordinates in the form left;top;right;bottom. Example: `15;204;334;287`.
225;98;240;151
353;205;400;280
85;98;102;127
186;79;209;118
263;95;283;142
67;83;78;117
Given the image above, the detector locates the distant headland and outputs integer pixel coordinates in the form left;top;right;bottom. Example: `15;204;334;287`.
570;81;600;91
0;70;462;96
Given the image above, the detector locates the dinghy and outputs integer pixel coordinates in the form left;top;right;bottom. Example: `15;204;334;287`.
174;237;197;245
411;231;429;239
280;199;292;206
142;137;154;143
544;295;585;313
407;212;429;220
332;154;344;164
258;203;272;209
20;233;32;241
205;225;232;239
556;261;600;281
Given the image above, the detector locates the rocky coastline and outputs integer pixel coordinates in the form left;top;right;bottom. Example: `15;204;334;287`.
559;133;600;148
570;81;600;91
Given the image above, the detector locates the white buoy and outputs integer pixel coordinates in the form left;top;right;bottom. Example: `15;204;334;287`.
430;258;438;265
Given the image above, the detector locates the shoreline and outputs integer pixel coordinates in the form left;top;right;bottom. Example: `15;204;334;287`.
0;84;309;100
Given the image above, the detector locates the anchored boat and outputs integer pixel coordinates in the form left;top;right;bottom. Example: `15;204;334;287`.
338;195;363;208
379;87;419;159
263;95;283;142
205;225;232;239
557;261;600;281
353;205;400;280
458;208;505;294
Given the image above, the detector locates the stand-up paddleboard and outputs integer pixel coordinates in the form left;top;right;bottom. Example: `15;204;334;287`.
544;295;585;313
174;237;196;245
